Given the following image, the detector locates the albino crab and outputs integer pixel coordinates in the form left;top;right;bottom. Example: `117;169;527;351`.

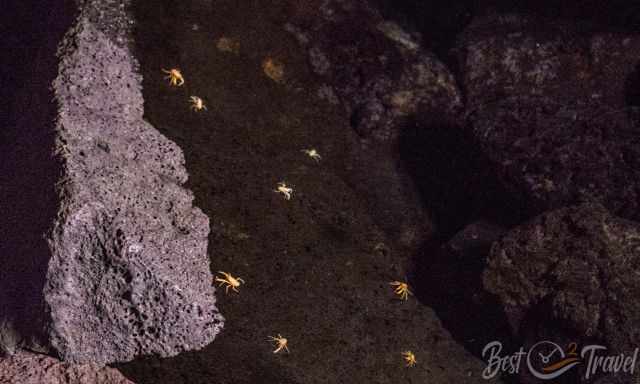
189;96;207;112
162;68;184;86
274;181;293;200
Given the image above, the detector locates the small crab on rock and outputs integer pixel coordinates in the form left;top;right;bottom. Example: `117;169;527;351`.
189;96;207;112
162;68;185;86
274;181;293;200
402;351;417;367
268;334;290;354
215;271;245;294
301;148;322;163
389;280;412;301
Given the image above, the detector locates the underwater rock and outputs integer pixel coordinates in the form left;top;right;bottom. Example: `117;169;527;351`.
414;221;511;357
446;221;507;254
284;0;465;250
286;0;462;145
0;0;224;365
456;11;640;220
441;221;508;309
0;350;136;384
484;203;640;382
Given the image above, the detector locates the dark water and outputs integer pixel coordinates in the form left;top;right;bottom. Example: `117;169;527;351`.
118;1;408;383
113;1;516;383
111;0;640;383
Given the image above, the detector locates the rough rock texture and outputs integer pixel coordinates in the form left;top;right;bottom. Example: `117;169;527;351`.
283;0;468;250
1;0;224;365
286;0;462;144
47;1;224;364
456;11;640;220
484;203;640;382
0;350;136;384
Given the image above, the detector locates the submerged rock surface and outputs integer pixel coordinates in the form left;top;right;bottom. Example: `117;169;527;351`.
456;11;640;220
282;0;469;251
111;0;505;382
286;0;462;144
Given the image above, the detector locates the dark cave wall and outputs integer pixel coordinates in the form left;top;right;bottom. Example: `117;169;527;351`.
0;0;77;354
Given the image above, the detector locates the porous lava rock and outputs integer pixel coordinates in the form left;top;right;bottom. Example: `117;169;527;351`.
0;350;136;384
456;11;640;220
484;203;640;382
0;0;224;365
285;0;462;144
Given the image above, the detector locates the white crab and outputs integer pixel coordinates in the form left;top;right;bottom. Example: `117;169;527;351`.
189;96;207;112
274;181;293;200
301;148;322;163
268;334;290;354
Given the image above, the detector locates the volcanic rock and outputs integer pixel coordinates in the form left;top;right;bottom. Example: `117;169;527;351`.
0;0;224;365
0;350;136;384
484;203;640;382
456;11;640;220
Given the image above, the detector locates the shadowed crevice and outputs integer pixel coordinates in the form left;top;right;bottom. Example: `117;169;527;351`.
398;118;524;374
